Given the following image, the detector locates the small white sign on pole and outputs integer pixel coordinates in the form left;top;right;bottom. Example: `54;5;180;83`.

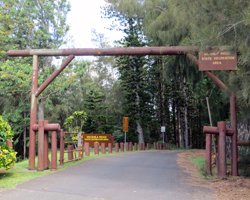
161;126;165;133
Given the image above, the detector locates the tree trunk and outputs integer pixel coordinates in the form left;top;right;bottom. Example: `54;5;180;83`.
183;80;189;148
136;120;144;144
184;105;188;148
38;98;45;120
160;58;166;128
178;109;184;148
135;81;144;144
172;100;177;145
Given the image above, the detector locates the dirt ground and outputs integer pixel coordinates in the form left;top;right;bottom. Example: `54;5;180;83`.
177;150;250;200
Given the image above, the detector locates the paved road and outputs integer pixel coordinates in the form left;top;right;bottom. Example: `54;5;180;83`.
0;151;213;200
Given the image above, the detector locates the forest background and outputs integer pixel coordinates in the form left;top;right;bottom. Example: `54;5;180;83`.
0;0;250;161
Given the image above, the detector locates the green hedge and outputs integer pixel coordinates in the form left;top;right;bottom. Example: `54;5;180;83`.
0;116;16;169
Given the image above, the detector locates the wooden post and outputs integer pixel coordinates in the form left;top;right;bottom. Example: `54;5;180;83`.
29;55;39;170
44;130;49;169
94;142;99;155
134;143;138;151
120;142;124;152
6;140;13;148
108;143;112;153
59;129;64;166
218;121;226;178
67;145;73;161
101;143;106;154
230;93;238;176
78;146;83;159
115;143;119;152
51;131;57;170
140;143;143;150
37;120;45;171
126;142;129;151
205;134;212;175
43;120;49;169
84;142;90;156
129;142;133;151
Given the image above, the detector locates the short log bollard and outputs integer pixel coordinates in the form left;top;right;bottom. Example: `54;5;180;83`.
140;143;145;151
125;142;129;151
203;121;233;178
108;143;112;153
67;145;74;161
101;143;106;154
120;142;124;152
6;139;13;148
115;143;119;152
146;143;150;150
84;142;90;156
129;142;133;151
134;143;138;151
153;142;156;150
32;120;61;171
94;142;99;155
78;145;84;159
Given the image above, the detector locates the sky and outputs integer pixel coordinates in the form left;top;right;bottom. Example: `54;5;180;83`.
66;0;122;48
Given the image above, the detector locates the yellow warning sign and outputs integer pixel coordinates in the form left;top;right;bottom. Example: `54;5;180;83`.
123;117;128;132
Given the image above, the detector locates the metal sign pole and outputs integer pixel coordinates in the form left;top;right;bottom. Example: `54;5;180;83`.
163;132;165;144
124;132;127;152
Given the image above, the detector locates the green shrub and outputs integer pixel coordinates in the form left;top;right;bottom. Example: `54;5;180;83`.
0;116;16;169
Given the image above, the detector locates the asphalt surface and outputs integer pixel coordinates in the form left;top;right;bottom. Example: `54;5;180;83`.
0;151;214;200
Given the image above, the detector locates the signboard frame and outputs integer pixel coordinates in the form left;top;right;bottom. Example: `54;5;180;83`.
199;49;237;71
82;134;114;148
161;126;166;133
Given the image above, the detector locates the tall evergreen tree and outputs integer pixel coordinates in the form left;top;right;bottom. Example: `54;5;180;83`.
116;17;150;144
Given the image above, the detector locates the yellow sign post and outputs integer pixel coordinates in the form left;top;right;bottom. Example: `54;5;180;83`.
123;117;128;151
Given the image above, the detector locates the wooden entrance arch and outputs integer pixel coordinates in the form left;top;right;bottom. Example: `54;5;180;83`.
7;46;238;175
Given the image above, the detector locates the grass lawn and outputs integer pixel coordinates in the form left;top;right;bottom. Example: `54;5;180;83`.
0;151;122;189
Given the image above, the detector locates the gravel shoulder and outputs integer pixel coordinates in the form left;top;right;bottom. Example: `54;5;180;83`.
177;149;250;200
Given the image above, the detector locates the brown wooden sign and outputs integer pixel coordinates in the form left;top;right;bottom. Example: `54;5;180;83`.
199;50;237;71
82;134;114;147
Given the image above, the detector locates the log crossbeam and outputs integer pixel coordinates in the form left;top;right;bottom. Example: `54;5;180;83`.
203;126;234;136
